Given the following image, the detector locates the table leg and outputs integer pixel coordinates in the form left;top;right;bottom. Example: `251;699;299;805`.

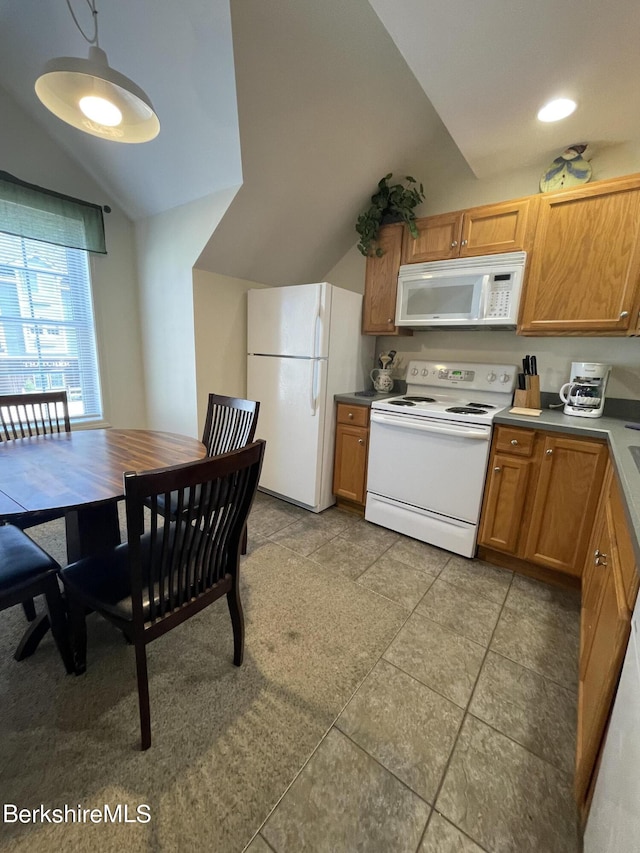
65;502;122;563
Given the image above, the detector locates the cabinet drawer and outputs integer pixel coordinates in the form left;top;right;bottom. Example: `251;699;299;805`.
337;403;370;428
494;426;536;457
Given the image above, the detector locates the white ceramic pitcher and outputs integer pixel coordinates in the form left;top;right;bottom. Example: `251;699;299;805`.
370;368;394;393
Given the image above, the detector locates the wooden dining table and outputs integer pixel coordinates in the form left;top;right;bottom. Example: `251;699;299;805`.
0;428;206;562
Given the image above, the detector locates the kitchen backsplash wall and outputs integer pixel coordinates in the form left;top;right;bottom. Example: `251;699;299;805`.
376;331;640;402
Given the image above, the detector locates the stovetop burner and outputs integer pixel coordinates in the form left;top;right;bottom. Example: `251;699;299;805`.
403;396;437;403
388;399;416;407
446;406;484;414
467;402;495;409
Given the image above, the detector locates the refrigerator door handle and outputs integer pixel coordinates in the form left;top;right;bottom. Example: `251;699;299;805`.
312;287;322;360
309;360;318;416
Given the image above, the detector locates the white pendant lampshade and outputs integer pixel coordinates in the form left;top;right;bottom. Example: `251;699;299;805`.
35;45;159;143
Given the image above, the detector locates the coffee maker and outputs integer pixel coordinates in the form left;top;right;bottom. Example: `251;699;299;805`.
559;362;611;418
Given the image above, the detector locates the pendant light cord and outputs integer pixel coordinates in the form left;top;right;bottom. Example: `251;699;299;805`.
65;0;99;48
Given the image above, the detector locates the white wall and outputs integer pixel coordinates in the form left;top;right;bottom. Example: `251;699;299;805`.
324;245;366;295
192;269;267;431
0;85;146;428
135;187;240;438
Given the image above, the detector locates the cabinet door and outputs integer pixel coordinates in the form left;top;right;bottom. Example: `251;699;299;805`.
362;224;411;335
519;176;640;334
575;502;631;806
333;423;368;505
460;198;535;257
402;212;462;263
524;436;607;576
478;453;531;553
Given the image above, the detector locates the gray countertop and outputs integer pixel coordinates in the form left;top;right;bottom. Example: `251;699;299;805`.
334;391;397;407
496;408;640;564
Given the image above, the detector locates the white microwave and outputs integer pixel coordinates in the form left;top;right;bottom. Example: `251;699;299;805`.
395;251;527;329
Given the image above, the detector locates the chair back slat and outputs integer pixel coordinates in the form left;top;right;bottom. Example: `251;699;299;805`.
202;394;259;457
0;392;71;441
124;441;265;626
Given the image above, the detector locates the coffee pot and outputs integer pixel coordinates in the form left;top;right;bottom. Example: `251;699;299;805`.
559;362;611;418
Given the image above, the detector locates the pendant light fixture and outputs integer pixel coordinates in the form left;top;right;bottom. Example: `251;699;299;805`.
35;0;159;143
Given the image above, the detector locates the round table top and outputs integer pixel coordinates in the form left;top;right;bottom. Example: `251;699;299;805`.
0;428;206;517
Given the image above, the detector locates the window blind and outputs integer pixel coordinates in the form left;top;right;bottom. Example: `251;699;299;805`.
0;171;106;254
0;232;103;421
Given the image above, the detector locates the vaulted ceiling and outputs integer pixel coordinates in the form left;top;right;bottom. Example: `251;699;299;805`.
1;0;638;284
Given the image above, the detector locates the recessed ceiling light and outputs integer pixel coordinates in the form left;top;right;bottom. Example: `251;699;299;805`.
537;98;577;123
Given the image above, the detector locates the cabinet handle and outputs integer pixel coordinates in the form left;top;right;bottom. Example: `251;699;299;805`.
451;240;458;248
358;438;365;446
461;239;468;246
545;448;553;456
387;317;393;324
494;466;501;472
348;412;354;419
510;439;518;446
620;310;629;319
594;549;608;559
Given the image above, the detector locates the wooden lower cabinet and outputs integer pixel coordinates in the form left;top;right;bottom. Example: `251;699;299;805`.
479;453;531;553
333;403;369;510
575;461;638;816
478;426;607;583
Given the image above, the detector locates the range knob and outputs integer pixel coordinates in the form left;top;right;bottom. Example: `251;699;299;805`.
499;372;511;384
410;367;419;376
421;369;428;376
486;371;497;382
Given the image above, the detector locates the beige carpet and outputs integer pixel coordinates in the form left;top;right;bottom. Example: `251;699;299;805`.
0;510;406;852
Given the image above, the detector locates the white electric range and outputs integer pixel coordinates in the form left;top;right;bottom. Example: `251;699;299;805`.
365;360;517;557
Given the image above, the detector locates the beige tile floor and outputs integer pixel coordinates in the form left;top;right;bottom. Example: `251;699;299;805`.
244;492;581;853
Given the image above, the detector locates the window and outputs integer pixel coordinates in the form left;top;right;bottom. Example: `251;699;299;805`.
0;232;102;421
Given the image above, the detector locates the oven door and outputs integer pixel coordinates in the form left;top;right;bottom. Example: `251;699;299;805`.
366;410;492;523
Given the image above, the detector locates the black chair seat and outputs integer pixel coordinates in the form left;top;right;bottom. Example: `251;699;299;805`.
0;524;59;592
62;527;232;623
0;524;74;674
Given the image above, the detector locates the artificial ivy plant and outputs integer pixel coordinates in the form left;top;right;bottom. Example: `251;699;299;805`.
356;173;425;257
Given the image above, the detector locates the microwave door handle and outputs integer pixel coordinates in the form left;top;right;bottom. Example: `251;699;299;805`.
478;274;489;320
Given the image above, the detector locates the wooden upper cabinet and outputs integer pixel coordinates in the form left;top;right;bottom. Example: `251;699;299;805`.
519;174;640;335
460;197;537;257
362;223;412;336
402;211;462;263
403;198;534;264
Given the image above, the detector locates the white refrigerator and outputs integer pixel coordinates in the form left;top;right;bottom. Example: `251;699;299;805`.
247;282;374;512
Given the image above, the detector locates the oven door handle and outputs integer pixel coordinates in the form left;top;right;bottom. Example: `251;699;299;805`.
371;411;491;440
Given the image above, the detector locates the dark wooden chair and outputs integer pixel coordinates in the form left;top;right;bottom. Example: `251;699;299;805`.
60;440;266;750
0;524;74;673
153;394;260;553
0;391;71;441
0;391;72;621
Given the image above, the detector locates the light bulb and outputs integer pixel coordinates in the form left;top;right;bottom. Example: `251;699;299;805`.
537;98;577;123
79;95;123;127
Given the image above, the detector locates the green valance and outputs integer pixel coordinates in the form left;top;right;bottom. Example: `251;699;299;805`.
0;170;106;254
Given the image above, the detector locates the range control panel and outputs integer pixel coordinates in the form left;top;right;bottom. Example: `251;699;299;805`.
438;368;475;382
407;360;517;393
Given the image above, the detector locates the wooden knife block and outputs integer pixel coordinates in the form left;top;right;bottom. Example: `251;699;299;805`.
513;375;540;409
